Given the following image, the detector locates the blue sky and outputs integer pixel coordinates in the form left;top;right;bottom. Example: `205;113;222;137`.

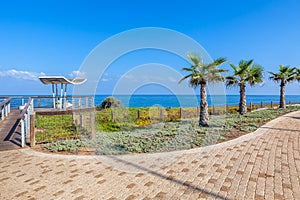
0;0;300;95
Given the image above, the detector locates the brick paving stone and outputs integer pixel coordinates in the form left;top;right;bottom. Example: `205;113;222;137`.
1;111;300;199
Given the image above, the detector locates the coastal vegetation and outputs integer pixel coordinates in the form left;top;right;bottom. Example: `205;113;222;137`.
42;106;300;154
179;53;227;126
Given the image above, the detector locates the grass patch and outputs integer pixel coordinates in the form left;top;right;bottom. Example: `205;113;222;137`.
35;114;78;143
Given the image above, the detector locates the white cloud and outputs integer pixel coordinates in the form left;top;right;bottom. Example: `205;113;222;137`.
69;70;86;78
101;78;110;82
168;76;177;83
99;72;113;82
0;69;45;81
123;74;135;80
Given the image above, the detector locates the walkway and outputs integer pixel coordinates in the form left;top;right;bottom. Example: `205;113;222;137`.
0;109;21;151
0;111;300;199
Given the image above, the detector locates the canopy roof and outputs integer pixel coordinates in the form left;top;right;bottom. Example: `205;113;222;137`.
39;76;87;85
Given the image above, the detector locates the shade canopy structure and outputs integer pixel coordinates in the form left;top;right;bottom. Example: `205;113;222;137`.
39;76;87;109
39;76;86;85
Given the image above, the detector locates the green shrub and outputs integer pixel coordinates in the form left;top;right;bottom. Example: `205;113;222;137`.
100;97;122;109
44;139;82;153
240;123;258;132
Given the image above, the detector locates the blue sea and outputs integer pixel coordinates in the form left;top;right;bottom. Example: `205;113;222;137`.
2;95;300;108
94;95;300;108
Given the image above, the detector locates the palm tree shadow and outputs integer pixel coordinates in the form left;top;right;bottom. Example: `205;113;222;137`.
261;126;300;132
105;155;230;200
283;116;300;120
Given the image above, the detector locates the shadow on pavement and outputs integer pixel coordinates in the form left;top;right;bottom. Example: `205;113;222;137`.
106;155;230;200
282;115;300;120
261;126;300;132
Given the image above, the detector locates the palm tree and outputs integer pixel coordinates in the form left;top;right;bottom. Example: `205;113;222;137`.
269;65;296;108
179;53;227;126
226;60;263;115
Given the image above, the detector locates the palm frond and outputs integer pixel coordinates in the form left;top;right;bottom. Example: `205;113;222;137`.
247;65;264;86
227;59;263;87
180;54;227;87
245;59;254;67
182;67;195;72
295;69;300;81
228;62;237;72
187;53;200;66
189;77;204;87
269;65;296;83
207;57;227;69
178;74;192;84
225;76;238;88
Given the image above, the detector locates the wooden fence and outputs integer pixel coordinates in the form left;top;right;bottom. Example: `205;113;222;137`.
105;100;298;122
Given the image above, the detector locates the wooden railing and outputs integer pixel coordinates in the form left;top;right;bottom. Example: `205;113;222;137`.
17;97;34;147
0;98;11;121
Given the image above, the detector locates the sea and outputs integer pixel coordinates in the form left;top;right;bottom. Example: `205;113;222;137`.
2;95;300;108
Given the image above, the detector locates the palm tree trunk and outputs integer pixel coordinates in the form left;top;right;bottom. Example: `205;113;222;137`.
239;83;247;115
199;82;209;126
280;81;286;108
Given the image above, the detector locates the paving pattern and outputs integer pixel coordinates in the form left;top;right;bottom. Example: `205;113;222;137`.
0;111;300;199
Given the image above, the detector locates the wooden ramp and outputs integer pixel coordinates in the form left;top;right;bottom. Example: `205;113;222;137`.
0;109;21;151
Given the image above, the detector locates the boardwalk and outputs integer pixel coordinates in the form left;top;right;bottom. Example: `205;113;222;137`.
0;111;300;199
0;109;21;151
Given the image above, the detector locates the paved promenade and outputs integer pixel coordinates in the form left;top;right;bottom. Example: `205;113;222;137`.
1;111;300;200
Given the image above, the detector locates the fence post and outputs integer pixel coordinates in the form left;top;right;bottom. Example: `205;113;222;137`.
72;97;75;108
4;104;8;117
250;102;253;112
111;110;115;122
260;101;263;108
197;106;199;117
212;104;216;115
137;109;141;119
1;108;4;120
79;98;81;108
90;111;95;139
289;100;292;105
24;113;28;140
21;119;25;147
226;104;229;113
25;113;30;144
27;113;30;139
271;101;273;108
8;102;10;113
79;114;83;127
30;113;35;147
179;107;182;119
159;109;163;121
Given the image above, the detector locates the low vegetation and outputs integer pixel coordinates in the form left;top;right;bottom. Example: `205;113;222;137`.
35;114;78;143
41;106;300;154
